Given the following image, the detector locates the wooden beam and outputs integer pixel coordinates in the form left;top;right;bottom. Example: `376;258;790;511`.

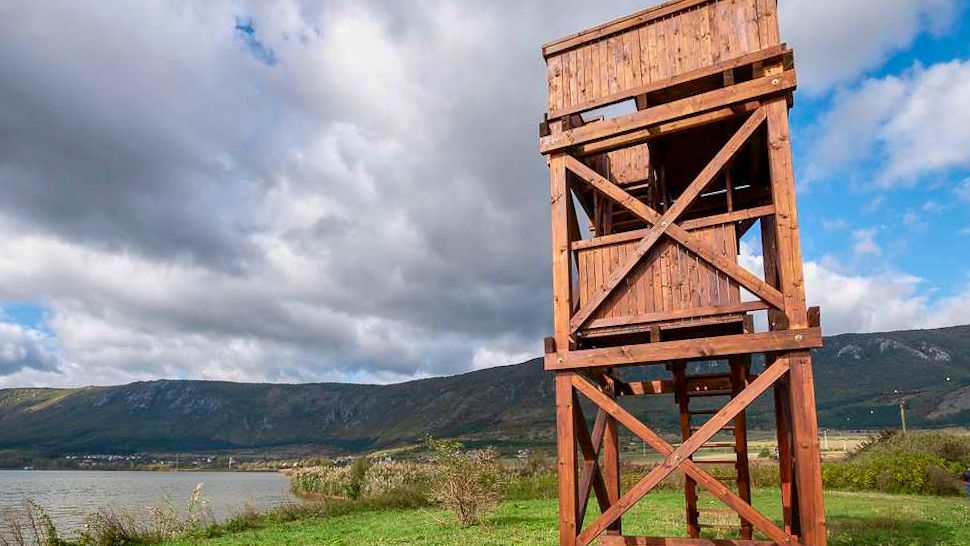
540;72;796;155
600;372;622;535
556;373;578;546
566;109;766;333
575;403;611;526
550;155;574;352
549;45;790;119
571;102;762;157
599;537;777;546
585;300;769;331
573;206;775;251
548;329;820;371
571;370;799;546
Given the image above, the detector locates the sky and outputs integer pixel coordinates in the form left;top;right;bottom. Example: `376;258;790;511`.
0;0;968;388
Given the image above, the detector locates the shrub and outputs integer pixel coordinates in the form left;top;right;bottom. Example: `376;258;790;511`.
0;500;64;546
425;437;503;526
361;460;431;500
287;465;352;499
823;431;970;496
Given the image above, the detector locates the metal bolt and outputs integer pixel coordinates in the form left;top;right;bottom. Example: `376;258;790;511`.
771;78;780;85
794;334;804;342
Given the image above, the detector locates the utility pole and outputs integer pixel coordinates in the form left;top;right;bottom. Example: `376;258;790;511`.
883;389;924;434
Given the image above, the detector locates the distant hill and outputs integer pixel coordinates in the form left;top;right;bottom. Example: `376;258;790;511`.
2;325;969;458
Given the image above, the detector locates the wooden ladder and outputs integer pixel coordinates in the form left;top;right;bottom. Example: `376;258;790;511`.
671;358;754;540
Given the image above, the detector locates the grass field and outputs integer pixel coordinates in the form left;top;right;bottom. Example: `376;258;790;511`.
162;489;970;546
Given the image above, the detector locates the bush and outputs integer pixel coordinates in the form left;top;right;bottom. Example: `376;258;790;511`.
822;431;970;496
0;500;64;546
426;437;503;526
287;465;352;499
361;461;431;500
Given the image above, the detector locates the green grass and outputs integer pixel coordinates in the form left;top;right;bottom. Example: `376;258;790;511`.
162;490;970;546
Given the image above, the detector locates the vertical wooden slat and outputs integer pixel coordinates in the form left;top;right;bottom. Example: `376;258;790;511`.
547;55;563;114
731;355;754;540
773;372;800;537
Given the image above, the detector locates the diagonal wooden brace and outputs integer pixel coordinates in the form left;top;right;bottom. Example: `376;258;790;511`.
565;108;767;332
572;359;798;546
574;402;610;526
566;156;784;315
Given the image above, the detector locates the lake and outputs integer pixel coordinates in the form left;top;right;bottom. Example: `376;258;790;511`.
0;470;293;535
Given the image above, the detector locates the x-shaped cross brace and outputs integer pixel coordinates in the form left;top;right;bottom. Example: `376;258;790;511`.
569;358;801;546
563;107;784;334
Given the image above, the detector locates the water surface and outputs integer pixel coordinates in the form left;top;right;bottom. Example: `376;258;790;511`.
0;470;292;535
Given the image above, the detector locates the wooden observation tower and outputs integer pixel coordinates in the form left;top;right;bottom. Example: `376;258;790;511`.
539;1;827;545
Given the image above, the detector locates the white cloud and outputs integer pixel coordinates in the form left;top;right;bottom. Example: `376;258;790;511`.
808;60;970;187
739;244;970;335
851;228;882;256
957;179;970;203
780;0;957;92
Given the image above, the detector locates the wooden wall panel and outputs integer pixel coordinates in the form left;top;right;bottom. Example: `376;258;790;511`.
544;0;779;112
576;224;740;323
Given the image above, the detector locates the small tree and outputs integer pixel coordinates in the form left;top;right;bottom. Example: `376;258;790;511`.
425;437;502;526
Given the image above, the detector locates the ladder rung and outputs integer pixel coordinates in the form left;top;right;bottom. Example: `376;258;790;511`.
691;425;736;432
686;372;732;381
697;508;736;515
699;442;737;449
696;523;741;530
686;389;733;397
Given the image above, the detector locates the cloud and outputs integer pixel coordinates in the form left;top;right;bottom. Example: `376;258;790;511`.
0;0;964;388
850;228;881;256
740;244;970;335
807;59;970;186
780;0;957;92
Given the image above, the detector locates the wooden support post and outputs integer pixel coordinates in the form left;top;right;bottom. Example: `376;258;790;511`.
602;370;622;535
765;96;827;545
730;356;754;540
672;362;700;538
772;371;800;538
557;372;578;546
550;153;574;354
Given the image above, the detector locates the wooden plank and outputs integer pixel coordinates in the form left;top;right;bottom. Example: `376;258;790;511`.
773;371;799;537
570;100;762;157
572;204;780;251
672;362;700;537
600;372;622;535
557;372;578;546
542;0;712;58
548;55;564;113
600;537;776;546
730;355;755;539
548;42;789;120
575;402;611;526
585;300;769;330
571;368;799;546
546;328;821;370
550;155;574;352
788;351;826;546
540;71;795;154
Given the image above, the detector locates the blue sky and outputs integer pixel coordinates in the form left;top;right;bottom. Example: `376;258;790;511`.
0;0;968;388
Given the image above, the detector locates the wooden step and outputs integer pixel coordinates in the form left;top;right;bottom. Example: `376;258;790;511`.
686;389;733;397
691;425;736;432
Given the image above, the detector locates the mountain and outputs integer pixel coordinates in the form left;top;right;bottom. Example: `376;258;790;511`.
2;325;970;458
